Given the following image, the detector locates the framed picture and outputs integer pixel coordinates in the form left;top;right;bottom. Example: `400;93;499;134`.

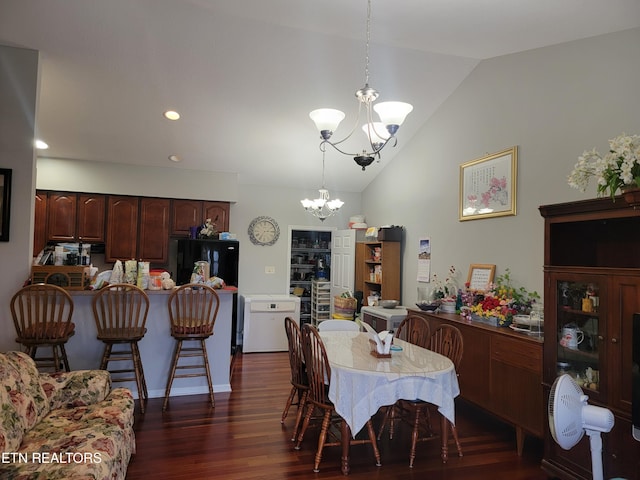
459;146;517;221
0;169;11;242
467;264;496;291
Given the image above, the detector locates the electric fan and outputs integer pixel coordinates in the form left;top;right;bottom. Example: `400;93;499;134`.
549;374;615;480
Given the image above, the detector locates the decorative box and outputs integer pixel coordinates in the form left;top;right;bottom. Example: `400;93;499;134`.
31;265;89;290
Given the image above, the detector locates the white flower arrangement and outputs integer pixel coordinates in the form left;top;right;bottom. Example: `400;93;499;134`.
568;133;640;199
431;265;458;301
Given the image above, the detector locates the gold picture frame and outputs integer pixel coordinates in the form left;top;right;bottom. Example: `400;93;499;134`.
467;264;496;291
459;146;517;221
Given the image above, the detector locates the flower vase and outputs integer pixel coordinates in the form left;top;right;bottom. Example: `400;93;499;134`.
621;185;640;208
440;300;456;314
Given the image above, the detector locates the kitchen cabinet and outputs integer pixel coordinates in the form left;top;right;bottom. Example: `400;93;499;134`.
539;197;640;480
411;310;543;456
77;194;105;242
170;199;230;236
106;196;172;264
34;191;105;253
47;193;76;241
203;202;229;233
105;196;139;262
138;198;170;263
33;191;47;256
356;241;401;302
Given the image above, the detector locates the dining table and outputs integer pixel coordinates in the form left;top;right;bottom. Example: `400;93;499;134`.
319;330;460;475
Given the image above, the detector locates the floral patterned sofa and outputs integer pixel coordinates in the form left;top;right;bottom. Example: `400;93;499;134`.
0;351;136;479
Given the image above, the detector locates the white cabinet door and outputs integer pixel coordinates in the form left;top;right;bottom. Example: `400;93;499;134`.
330;229;356;314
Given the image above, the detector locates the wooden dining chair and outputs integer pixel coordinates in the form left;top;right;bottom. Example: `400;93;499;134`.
281;317;309;441
10;283;75;372
295;324;381;473
163;283;220;411
424;324;464;464
92;283;150;413
377;315;431;444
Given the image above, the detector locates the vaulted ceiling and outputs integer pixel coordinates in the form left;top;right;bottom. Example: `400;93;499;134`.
2;0;639;192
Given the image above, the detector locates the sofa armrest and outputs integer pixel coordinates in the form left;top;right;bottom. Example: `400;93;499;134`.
39;370;112;410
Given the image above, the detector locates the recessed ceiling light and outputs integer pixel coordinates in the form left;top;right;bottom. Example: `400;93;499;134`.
163;110;180;120
168;154;181;162
35;139;49;149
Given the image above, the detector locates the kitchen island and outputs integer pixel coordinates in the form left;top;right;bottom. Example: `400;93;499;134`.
63;288;235;399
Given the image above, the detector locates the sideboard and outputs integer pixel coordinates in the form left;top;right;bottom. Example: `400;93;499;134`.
410;309;544;455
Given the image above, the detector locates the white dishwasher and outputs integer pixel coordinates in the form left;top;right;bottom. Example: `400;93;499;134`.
242;295;301;353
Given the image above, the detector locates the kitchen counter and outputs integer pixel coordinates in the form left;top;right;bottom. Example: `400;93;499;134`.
63;287;235;399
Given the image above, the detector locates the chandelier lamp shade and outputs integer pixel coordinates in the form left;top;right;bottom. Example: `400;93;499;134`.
301;151;344;221
309;0;413;171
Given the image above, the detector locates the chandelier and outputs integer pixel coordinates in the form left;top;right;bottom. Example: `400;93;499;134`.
301;150;344;221
309;0;413;171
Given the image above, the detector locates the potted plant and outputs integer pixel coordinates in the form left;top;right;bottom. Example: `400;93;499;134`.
568;133;640;200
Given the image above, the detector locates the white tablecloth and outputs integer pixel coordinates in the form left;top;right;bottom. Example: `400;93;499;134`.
320;331;460;436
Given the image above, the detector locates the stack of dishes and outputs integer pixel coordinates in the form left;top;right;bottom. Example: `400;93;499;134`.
510;314;544;335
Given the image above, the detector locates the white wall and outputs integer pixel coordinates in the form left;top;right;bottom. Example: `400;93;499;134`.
362;27;640;306
36;157;238;202
231;184;362;295
0;45;39;352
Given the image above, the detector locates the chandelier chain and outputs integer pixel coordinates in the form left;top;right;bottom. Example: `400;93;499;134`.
364;0;371;86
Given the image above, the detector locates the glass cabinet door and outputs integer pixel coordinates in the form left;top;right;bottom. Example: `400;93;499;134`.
553;274;605;403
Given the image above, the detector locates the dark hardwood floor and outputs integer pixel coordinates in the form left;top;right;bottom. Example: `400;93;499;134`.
126;352;550;479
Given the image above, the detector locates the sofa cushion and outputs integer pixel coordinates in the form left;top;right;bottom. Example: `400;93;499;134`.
1;388;135;480
40;369;111;411
0;352;49;452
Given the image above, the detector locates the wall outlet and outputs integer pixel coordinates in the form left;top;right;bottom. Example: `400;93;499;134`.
265;266;275;274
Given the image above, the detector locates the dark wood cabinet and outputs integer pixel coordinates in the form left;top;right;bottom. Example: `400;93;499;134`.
203;201;229;233
170;199;230;236
171;199;202;236
105;196;139;262
77;194;105;242
47;193;76;241
34;191;231;266
539;197;640;480
411;310;543;456
34;191;105;253
33;191;47;256
138;198;170;264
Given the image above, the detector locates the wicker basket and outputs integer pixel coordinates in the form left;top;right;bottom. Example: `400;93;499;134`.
333;296;356;319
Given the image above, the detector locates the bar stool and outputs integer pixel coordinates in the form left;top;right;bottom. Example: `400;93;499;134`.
163;283;220;411
10;283;75;372
92;283;150;413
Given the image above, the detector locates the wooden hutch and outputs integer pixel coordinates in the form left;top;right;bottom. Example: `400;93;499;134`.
539;196;640;479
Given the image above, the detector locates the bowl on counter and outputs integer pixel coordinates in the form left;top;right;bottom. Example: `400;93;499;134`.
379;299;399;309
415;302;439;312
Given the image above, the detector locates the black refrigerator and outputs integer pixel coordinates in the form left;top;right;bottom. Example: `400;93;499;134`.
176;239;239;286
176;239;240;352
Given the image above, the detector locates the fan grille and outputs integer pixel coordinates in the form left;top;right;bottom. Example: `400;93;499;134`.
549;374;585;449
